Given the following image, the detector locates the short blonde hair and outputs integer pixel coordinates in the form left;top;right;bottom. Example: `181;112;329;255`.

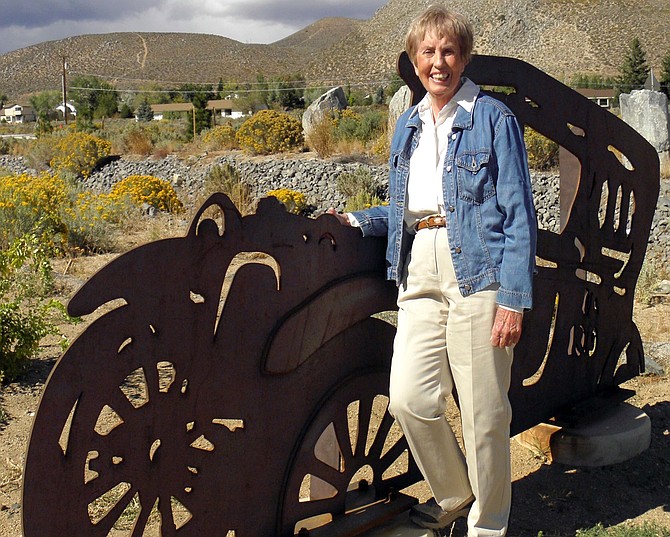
405;5;474;66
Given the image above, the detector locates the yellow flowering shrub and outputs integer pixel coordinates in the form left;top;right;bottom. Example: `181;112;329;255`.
50;131;112;178
202;124;238;150
0;172;68;245
236;110;303;155
0;171;118;252
524;127;559;170
266;188;307;215
108;175;183;214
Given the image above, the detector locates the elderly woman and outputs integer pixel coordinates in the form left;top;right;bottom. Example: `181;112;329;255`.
329;5;536;536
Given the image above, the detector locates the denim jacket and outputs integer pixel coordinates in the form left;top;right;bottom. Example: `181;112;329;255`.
351;87;537;310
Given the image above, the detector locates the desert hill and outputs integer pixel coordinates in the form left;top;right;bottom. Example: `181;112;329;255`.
303;0;670;89
1;0;669;100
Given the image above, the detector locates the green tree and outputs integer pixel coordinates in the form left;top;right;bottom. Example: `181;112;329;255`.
660;51;670;97
136;99;154;122
385;73;405;102
619;38;650;93
269;73;305;110
176;84;213;138
69;75;119;126
29;91;60;136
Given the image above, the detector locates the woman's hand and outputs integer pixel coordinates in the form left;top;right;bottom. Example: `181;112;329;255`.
326;208;352;226
490;307;523;348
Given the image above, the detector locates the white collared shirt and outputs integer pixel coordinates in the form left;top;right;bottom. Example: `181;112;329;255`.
405;78;479;230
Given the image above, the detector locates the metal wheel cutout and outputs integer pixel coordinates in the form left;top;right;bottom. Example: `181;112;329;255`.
280;369;420;536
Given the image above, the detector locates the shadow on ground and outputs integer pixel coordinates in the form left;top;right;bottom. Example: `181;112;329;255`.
507;400;670;536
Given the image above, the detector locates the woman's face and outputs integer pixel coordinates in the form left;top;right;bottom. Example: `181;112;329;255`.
414;31;467;112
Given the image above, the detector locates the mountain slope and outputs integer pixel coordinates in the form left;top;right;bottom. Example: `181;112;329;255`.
304;0;670;87
1;0;669;100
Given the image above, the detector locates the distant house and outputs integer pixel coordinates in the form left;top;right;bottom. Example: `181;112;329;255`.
56;102;77;119
150;103;194;121
576;88;616;109
206;99;248;119
149;100;248;121
2;103;36;123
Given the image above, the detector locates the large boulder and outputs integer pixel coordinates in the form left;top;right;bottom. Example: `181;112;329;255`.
387;85;412;138
620;89;670;177
302;87;347;140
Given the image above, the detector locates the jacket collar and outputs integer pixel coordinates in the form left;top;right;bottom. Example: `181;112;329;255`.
407;77;479;131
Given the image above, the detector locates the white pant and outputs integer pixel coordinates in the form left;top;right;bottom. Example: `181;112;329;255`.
389;228;513;537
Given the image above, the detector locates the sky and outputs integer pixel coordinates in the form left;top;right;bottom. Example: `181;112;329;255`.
0;0;388;55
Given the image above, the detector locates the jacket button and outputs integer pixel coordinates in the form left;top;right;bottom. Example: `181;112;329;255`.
455;247;462;254
448;206;455;212
446;165;452;172
464;284;472;291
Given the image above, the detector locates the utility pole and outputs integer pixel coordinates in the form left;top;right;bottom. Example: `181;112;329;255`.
61;56;68;125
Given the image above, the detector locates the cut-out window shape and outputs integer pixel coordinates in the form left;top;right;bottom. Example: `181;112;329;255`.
212;418;245;432
613;185;623;232
87;480;131;524
535;256;558;269
346;400;360;456
567;123;586;137
117;337;132;354
116;491;142;532
171;495;192;529
314;423;344;471
94;405;124;436
574;237;586;262
318;232;337;248
598;181;609;228
120;367;149;408
190;291;205;304
214;251;281;335
149;439;161;461
84;450;99;484
525;96;540;108
293;512;333;535
381;449;409;481
558;146;581;234
299;474;338;501
523;293;559;386
481;85;517;95
190;435;215;452
347;465;374;493
380;420;404;459
157;361;176;393
198;206;226;236
58;399;79;455
608;144;634;171
365;395;389;457
576;269;602;285
602;247;631;279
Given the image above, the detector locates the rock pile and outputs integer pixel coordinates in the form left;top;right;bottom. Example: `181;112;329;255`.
2;153;669;263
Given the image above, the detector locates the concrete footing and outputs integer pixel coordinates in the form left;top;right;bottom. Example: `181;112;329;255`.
517;402;651;466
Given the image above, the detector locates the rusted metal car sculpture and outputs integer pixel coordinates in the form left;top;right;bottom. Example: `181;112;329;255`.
22;55;659;536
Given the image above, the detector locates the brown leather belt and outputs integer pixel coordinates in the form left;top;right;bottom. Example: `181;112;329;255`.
415;215;446;231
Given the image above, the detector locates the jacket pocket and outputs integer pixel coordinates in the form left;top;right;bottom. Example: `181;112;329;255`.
455;150;495;204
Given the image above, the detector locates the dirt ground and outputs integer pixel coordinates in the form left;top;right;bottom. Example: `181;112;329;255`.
0;235;668;536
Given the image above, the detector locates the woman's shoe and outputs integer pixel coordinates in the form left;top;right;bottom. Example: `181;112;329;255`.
409;495;474;529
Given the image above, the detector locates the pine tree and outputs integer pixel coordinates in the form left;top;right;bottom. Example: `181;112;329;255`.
619;38;650;93
136;99;154;122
